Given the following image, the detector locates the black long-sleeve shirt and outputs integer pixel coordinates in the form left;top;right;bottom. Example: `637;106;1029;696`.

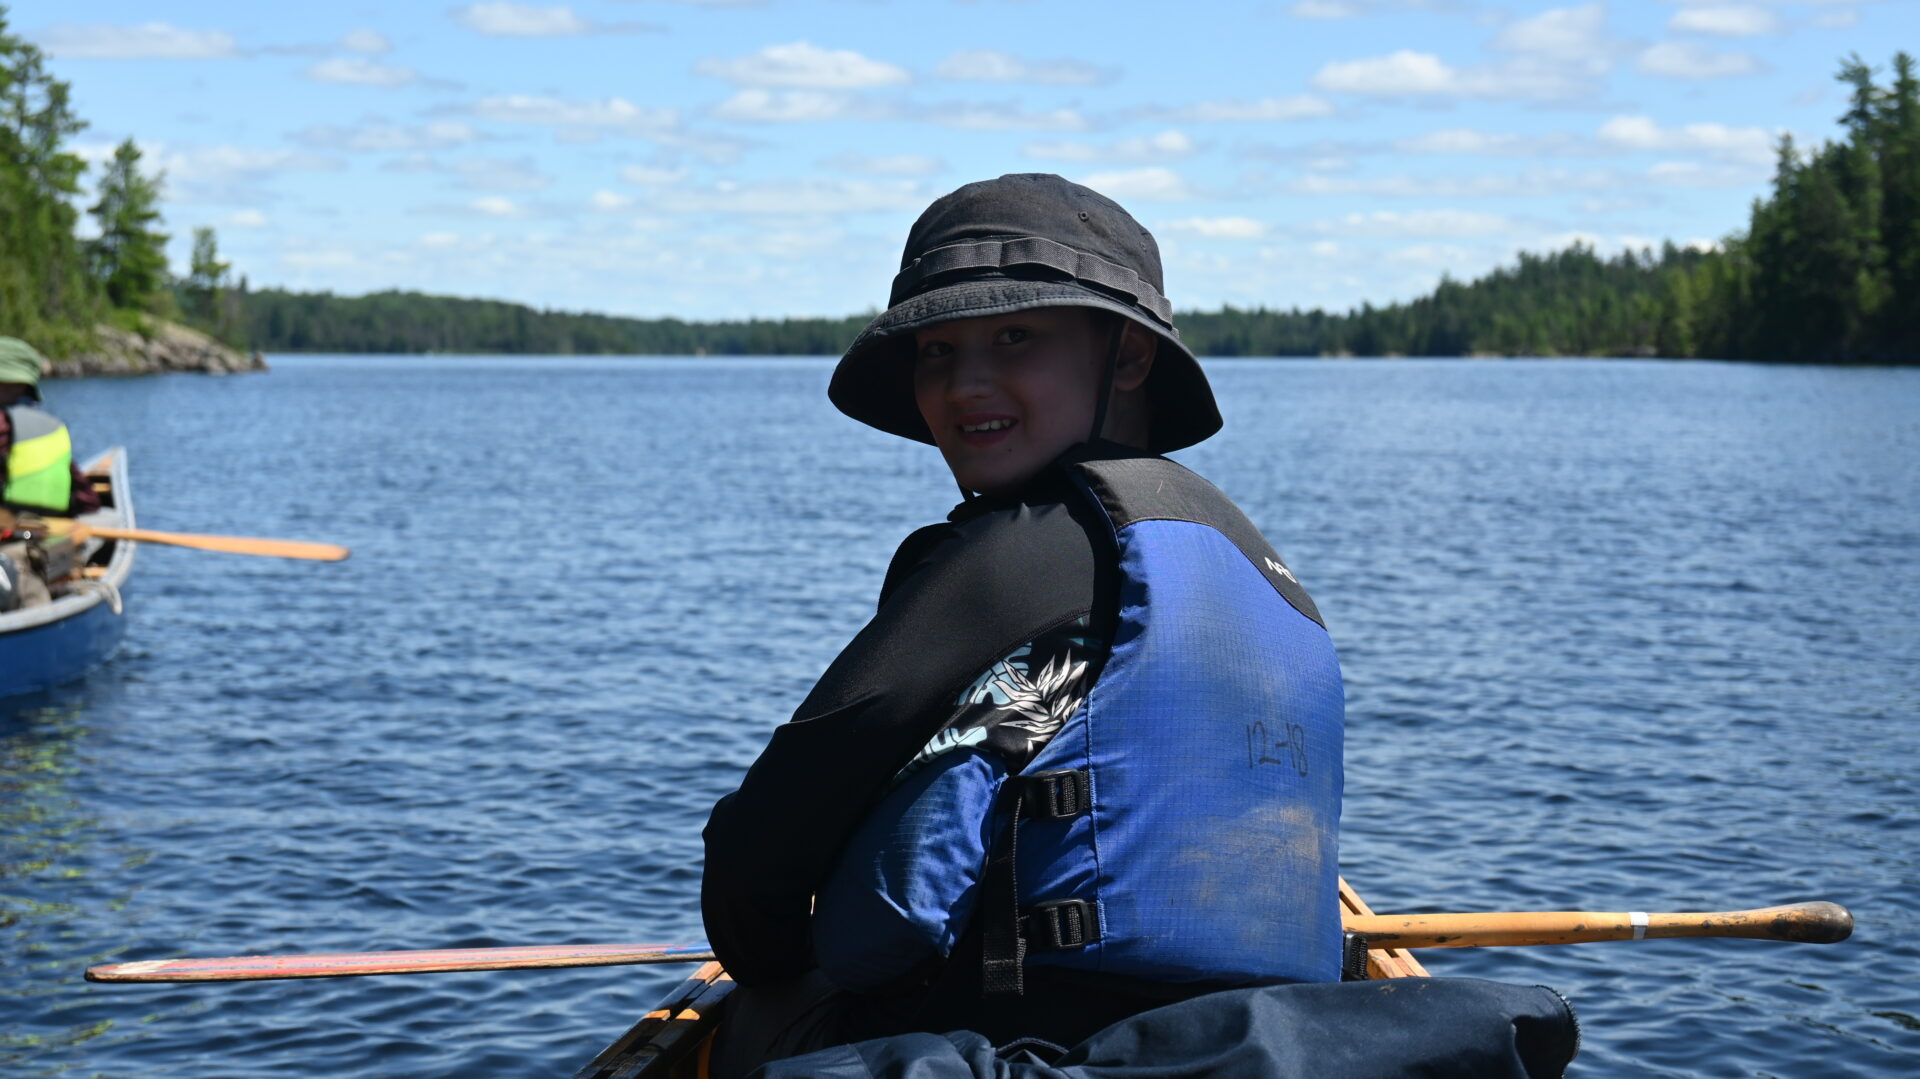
701;471;1117;987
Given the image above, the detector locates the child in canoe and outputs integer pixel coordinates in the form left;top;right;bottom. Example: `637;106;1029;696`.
701;174;1347;1074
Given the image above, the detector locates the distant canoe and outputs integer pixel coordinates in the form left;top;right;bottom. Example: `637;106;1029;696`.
569;880;1428;1078
0;449;135;699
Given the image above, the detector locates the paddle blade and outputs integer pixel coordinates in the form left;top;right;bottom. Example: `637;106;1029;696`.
86;941;716;983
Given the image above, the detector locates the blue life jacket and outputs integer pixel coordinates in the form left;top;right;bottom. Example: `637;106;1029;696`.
814;451;1345;994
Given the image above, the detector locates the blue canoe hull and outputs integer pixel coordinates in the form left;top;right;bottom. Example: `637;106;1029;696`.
0;449;134;700
0;589;128;697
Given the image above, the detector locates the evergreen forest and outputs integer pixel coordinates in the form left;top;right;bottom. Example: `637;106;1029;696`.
2;4;1914;365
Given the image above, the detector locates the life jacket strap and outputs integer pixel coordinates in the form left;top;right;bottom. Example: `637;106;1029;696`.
1020;899;1101;952
1341;932;1371;981
981;772;1103;996
1009;769;1090;820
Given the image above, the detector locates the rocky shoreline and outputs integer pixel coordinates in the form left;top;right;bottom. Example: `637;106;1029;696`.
46;323;266;379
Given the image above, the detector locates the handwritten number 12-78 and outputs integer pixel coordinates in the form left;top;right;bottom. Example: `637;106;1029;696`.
1246;721;1309;776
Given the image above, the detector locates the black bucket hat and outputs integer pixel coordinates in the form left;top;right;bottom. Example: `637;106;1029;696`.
831;173;1221;453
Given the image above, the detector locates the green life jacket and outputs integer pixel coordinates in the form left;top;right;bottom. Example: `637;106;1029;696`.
4;402;75;513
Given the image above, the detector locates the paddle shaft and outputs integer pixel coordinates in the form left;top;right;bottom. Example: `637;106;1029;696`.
39;519;349;562
1343;901;1853;949
86;902;1850;983
87;942;716;983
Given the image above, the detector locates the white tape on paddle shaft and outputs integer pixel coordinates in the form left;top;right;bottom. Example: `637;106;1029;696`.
1631;911;1649;940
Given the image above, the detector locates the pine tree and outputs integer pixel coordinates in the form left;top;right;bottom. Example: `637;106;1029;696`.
0;8;98;347
87;138;171;313
182;226;230;327
1881;52;1920;352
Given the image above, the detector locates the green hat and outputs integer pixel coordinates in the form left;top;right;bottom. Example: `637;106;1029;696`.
0;337;47;400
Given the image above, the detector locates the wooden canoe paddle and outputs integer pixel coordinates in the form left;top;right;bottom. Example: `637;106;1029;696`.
35;518;350;562
1341;901;1854;949
88;941;718;983
85;901;1852;984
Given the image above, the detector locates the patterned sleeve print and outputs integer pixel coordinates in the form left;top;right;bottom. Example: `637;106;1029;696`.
891;615;1106;786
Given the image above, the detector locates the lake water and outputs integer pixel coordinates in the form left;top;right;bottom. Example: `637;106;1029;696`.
4;356;1916;1077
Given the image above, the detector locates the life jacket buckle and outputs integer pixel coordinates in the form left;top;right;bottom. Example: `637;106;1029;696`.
1021;898;1100;951
1011;769;1090;820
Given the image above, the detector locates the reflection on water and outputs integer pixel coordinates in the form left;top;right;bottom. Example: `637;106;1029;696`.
2;693;127;1067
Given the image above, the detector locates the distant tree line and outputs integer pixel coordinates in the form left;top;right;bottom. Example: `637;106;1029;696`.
237;288;871;355
1;6;242;353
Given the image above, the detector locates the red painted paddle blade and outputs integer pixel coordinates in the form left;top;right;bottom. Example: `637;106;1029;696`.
86;941;717;983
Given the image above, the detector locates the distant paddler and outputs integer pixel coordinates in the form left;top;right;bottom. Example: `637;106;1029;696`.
0;336;101;611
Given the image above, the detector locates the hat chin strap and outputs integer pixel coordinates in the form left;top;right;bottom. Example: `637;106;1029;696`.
1087;320;1124;445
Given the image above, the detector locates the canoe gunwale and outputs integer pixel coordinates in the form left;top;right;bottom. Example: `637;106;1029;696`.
575;879;1424;1078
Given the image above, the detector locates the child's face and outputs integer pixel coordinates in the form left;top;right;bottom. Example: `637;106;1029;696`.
912;307;1108;496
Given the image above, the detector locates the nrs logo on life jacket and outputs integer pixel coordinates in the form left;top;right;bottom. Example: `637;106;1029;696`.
814;451;1345;994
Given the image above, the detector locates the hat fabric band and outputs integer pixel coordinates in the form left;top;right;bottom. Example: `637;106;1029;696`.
890;236;1175;326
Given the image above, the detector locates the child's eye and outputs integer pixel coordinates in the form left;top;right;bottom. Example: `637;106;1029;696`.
994;327;1030;346
917;340;953;362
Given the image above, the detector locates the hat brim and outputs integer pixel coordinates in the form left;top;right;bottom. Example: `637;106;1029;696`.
831;277;1221;454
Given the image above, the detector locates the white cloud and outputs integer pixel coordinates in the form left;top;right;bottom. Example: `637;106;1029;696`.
712;89;871;123
420;231;465;247
821;153;945;176
1076;167;1196;202
1668;5;1779;37
451;157;552;192
470;196;521;217
1395;129;1580;156
1637;42;1761;79
1321;209;1519;237
1313;50;1456;95
620;164;691;185
1813;7;1859;28
148;144;343;201
933;49;1110;86
1288;168;1620;198
35;22;237;60
1597;115;1774;165
697;41;909;88
655;178;925;215
296;121;480;152
227;209;269;228
341;28;392;54
1175;96;1335;122
1312;49;1594;100
1644;160;1767;187
455;3;591;36
1492;3;1607;61
1289;0;1362;16
920;103;1089;131
1024;130;1197;164
471;94;678;132
1161;216;1268;239
590;190;633;211
305;57;418;87
1386;243;1475;267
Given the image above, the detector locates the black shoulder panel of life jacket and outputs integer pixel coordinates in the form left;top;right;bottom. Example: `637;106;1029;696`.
1059;445;1327;629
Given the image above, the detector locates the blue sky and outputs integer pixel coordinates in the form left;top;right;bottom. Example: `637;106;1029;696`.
12;0;1912;320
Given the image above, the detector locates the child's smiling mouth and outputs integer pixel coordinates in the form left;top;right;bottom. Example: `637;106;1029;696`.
956;414;1018;445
